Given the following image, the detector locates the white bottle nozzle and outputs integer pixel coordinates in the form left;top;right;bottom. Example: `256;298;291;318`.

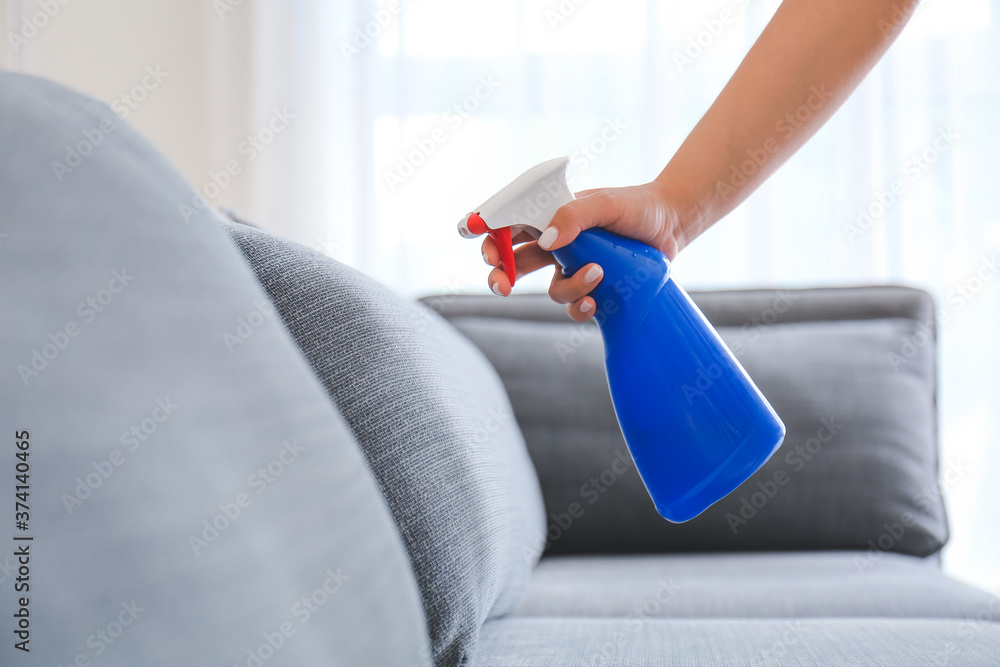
458;156;575;239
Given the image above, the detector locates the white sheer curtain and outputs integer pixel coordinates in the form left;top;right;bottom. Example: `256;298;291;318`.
254;0;999;592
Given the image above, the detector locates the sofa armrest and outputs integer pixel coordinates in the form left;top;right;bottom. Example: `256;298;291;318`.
421;286;948;558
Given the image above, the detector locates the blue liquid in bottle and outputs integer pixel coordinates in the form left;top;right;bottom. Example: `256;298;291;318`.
552;229;786;522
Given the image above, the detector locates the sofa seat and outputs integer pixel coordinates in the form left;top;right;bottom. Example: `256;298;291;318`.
476;617;1000;666
514;552;998;621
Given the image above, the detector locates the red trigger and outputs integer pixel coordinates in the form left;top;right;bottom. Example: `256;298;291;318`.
488;226;516;287
469;212;517;288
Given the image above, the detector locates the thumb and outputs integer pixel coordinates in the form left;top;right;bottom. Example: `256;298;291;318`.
538;188;626;251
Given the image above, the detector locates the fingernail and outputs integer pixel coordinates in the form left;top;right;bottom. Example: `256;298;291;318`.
537;227;558;250
491;282;502;296
483;252;491;265
584;264;603;284
580;300;593;313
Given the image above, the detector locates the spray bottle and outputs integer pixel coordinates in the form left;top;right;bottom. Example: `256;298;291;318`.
458;157;785;522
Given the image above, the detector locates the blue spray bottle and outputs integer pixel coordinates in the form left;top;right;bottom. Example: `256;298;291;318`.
459;157;785;522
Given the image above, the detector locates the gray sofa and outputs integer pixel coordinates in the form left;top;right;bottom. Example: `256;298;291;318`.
1;72;998;666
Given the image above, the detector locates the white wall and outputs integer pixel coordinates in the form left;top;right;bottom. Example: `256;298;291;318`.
1;0;264;222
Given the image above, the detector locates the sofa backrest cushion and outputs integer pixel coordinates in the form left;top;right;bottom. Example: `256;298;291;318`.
0;72;430;667
224;221;546;667
425;288;948;558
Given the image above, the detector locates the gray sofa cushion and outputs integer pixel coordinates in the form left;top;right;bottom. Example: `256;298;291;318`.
223;221;546;666
424;290;947;557
476;617;1000;666
0;72;430;667
514;552;997;620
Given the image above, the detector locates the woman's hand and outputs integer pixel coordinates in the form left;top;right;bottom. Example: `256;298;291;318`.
482;0;917;322
482;180;697;321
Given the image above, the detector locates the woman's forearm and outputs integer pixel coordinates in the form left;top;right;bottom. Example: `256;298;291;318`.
658;0;919;249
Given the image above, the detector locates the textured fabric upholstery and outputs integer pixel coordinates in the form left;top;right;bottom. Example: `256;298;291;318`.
223;220;546;666
0;72;430;666
514;552;997;620
476;617;1000;667
424;290;948;557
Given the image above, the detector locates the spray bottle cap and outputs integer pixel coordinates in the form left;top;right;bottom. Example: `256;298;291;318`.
458;156;575;286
